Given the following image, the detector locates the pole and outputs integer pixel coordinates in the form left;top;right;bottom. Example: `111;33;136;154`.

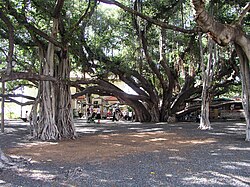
1;81;5;133
20;85;23;118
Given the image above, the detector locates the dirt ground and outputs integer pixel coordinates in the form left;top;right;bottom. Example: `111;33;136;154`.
0;119;249;186
3;120;215;164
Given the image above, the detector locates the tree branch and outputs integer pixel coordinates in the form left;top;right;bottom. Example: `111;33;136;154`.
3;0;64;48
99;0;197;34
69;0;96;33
1;97;34;106
237;2;250;25
0;10;14;75
53;0;64;18
0;72;58;82
0;94;36;101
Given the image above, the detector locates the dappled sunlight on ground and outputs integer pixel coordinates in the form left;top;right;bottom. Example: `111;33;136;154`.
225;146;250;151
16;168;57;181
5;122;219;164
182;171;250;186
176;138;217;144
1;120;249;186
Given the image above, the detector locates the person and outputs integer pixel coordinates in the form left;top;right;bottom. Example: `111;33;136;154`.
128;111;133;121
90;105;94;114
87;108;91;118
96;105;101;124
22;111;28;122
112;106;118;121
78;108;83;118
123;110;129;121
103;107;107;119
87;107;96;123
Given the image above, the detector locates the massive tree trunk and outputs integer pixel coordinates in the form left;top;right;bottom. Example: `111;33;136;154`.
55;49;76;138
37;19;60;140
35;19;76;140
192;0;250;141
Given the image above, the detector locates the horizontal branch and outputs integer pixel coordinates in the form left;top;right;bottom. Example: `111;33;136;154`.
0;72;58;82
0;94;36;101
0;97;34;106
72;84;149;102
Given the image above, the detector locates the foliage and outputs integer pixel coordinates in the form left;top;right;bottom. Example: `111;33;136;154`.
0;0;248;123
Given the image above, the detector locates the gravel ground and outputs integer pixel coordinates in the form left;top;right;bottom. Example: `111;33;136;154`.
0;119;249;187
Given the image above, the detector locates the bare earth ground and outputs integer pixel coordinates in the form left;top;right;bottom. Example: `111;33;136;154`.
0;119;249;186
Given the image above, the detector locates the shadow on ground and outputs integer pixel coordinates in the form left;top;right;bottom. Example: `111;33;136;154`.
0;119;249;186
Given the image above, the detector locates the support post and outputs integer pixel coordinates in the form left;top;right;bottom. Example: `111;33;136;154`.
1;81;5;133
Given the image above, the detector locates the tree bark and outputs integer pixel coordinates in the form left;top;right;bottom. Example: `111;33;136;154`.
34;18;76;140
0;148;11;169
1;81;5;133
235;44;250;141
36;19;60;140
55;49;76;139
199;36;214;130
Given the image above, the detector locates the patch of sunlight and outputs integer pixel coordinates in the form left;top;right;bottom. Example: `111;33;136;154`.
222;161;250;167
129;127;142;130
182;175;225;185
114;143;123;147
98;178;122;184
0;180;7;184
167;148;179;152
156;122;168;125
17;168;57;180
169;156;187;161
141;131;166;135
211;153;221;156
225;146;250;151
138;128;164;132
110;133;119;137
5;128;18;133
165;174;173;177
0;180;11;187
225;127;239;131
77;128;99;133
228;174;250;184
98;135;110;138
209;132;227;135
129;134;149;138
222;165;240;170
209;171;250;186
235;122;245;126
177;138;217;144
153;150;160;152
102;130;115;133
17;141;58;147
8;154;39;163
144;138;167;142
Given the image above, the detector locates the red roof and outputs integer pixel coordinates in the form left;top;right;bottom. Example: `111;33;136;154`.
77;95;85;100
104;96;118;101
